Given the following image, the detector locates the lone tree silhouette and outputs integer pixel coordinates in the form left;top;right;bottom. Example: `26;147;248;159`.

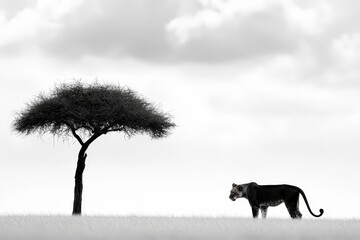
13;81;175;215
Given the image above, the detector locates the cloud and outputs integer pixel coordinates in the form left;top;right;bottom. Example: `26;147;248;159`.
166;0;281;44
0;0;82;53
0;0;335;63
166;0;334;62
0;0;37;20
0;0;360;71
167;7;297;62
0;0;177;58
39;0;180;60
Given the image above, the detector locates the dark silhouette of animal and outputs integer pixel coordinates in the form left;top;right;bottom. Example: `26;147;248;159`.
229;182;324;219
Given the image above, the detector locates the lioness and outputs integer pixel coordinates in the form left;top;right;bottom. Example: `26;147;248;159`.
229;182;324;219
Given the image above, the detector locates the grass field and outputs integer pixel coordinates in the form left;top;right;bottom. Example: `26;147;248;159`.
0;216;359;240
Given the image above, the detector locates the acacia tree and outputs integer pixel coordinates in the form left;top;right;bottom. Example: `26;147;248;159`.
13;81;175;215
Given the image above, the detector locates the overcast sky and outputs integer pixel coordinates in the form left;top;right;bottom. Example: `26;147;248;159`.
1;0;360;218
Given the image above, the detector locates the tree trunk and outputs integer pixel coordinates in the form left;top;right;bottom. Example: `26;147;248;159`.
72;149;87;215
71;132;102;215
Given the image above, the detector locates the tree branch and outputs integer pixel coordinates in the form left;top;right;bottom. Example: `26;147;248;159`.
63;121;84;145
106;127;124;132
84;132;103;147
71;127;84;145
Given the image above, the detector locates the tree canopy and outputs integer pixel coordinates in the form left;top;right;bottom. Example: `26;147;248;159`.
13;81;175;143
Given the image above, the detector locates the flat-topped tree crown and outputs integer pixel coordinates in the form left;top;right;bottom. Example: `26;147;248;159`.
13;81;175;215
14;81;175;143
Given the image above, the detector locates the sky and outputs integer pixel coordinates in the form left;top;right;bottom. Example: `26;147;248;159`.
1;0;360;218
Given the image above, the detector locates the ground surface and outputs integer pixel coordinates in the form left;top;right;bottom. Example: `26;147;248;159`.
0;216;359;240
